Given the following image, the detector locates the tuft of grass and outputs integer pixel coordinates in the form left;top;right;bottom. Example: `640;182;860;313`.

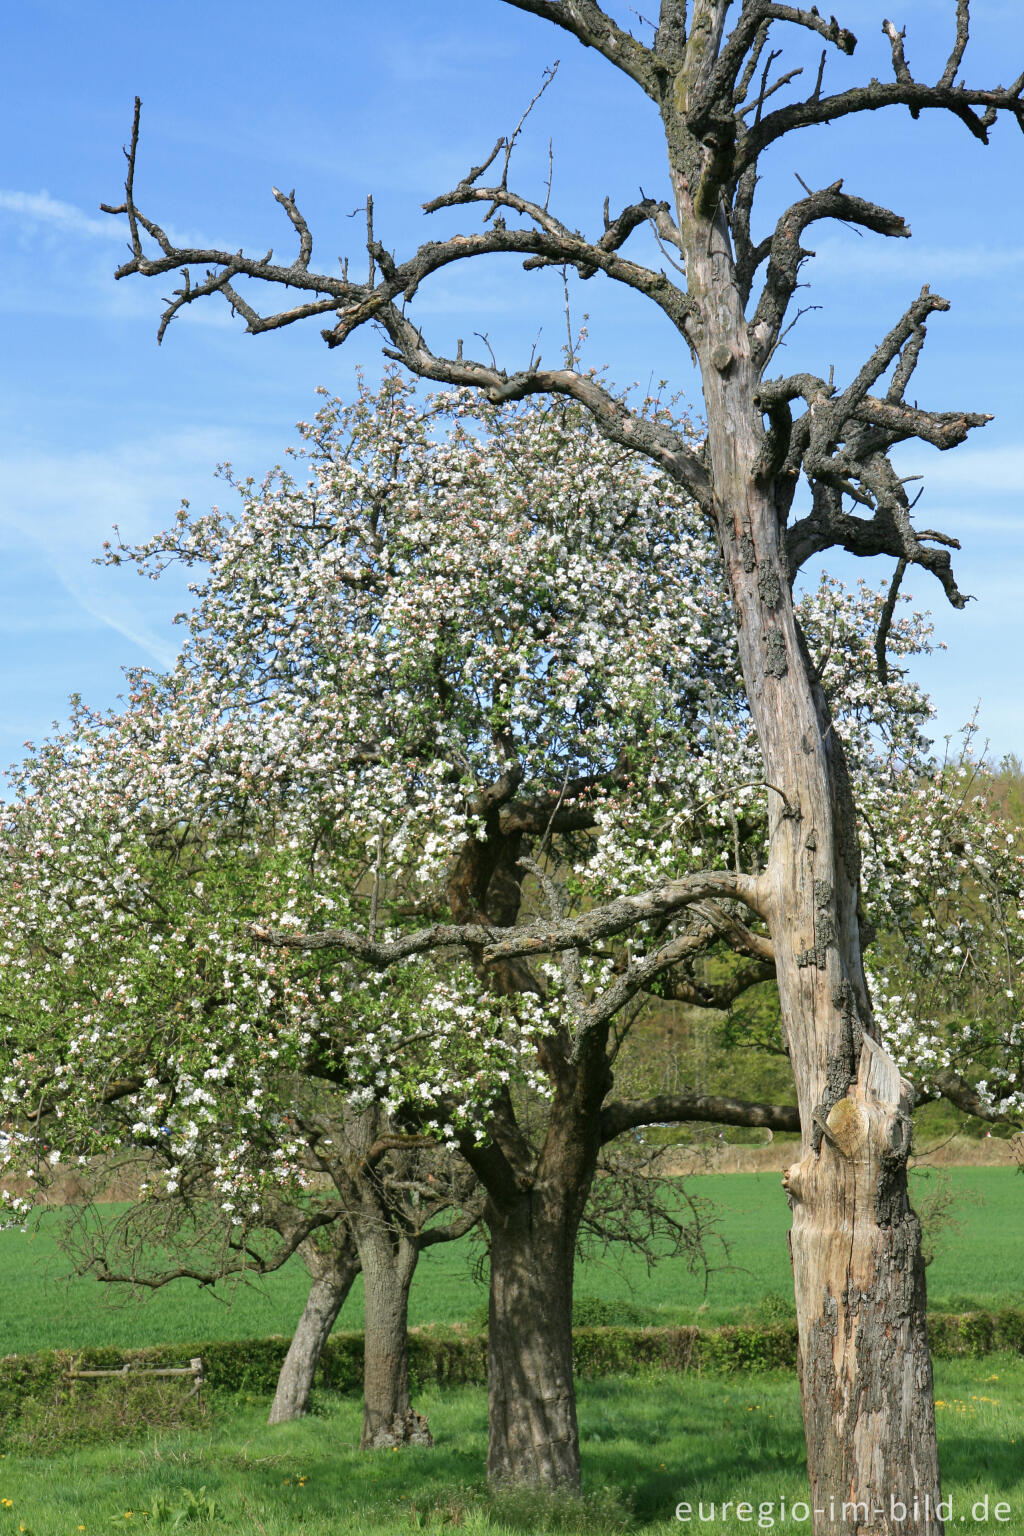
4;1374;204;1454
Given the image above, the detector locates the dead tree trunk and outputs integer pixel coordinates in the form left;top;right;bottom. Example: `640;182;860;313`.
672;144;941;1526
267;1231;360;1425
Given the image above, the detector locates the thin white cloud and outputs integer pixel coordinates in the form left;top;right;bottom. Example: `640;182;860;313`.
805;235;1024;283
0;189;121;240
51;568;180;672
0;426;264;672
894;442;1024;496
0;187;227;264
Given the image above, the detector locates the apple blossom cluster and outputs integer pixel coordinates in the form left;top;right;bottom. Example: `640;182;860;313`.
104;376;742;897
861;737;1024;1114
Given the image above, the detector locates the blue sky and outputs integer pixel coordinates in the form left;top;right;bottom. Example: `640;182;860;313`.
2;1;1021;769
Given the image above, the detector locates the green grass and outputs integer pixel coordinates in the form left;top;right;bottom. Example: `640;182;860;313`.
2;1167;1019;1356
1;1358;1022;1534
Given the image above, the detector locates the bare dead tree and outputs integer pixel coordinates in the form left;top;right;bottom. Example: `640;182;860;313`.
101;4;1023;1527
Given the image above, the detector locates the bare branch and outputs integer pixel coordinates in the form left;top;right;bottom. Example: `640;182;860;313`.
249;869;766;970
362;1132;438;1174
487;871;767;964
739;66;1024;174
734;20;772;107
271;186;313;270
88;1200;347;1290
764;4;856;54
109;107;684;348
372;304;711;506
689;898;775;963
498;0;662;98
767;285;994;602
814;287;947;437
500;60;562;187
689;1;855;142
762;286;990;603
748;182;910;367
874;556;907;684
601;1089;800;1141
417;1205;484;1249
938;0;970;89
786;478;970;610
419;182;692;324
653;955;776;1007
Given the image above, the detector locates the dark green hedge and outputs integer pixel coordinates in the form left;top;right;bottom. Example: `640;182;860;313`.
2;1310;1021;1431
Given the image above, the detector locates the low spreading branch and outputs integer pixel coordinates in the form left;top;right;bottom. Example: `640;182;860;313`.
248;869;766;968
600;1089;800;1142
86;1199;348;1290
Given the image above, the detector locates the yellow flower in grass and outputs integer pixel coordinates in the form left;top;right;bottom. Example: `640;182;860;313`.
0;1498;12;1508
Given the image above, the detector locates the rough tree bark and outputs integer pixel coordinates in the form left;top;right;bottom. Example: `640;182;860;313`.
268;1229;361;1424
352;1216;432;1450
315;1102;444;1451
103;2;1023;1522
486;1183;580;1490
472;1032;609;1493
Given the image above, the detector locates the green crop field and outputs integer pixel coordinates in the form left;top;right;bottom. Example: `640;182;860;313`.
0;1359;1021;1534
1;1167;1019;1357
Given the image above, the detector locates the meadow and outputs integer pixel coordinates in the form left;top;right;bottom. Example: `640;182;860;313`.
1;1167;1020;1534
0;1361;1021;1534
1;1167;1019;1356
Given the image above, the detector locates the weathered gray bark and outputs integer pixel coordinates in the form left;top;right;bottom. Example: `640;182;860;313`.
354;1218;432;1450
667;17;942;1525
267;1231;360;1425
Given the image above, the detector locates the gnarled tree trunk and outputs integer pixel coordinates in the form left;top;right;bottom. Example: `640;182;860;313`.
470;1033;608;1495
353;1218;432;1450
268;1231;360;1425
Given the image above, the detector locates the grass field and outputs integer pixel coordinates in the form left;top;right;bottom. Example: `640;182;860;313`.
0;1168;1020;1533
0;1358;1021;1534
1;1167;1019;1356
